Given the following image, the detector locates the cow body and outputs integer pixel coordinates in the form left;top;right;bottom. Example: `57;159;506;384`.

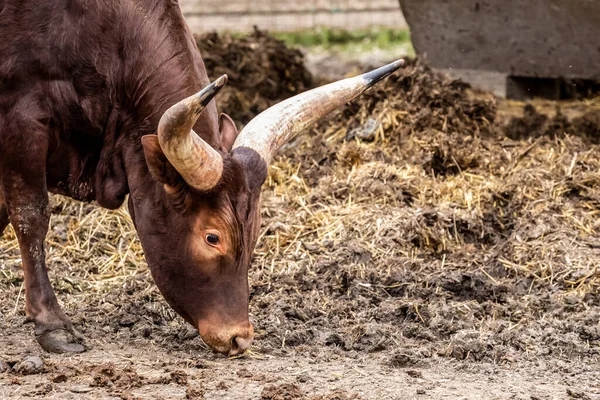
0;0;252;354
0;0;403;355
1;0;218;207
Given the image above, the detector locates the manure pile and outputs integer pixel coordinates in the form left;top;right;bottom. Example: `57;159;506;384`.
255;58;600;363
1;31;599;378
196;28;313;126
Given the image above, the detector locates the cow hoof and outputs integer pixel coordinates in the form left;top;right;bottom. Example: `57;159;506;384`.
36;329;85;354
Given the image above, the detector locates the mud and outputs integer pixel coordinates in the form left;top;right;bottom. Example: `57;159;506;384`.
1;33;600;399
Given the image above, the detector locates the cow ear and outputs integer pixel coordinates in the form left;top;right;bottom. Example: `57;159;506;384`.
219;113;239;152
141;135;180;186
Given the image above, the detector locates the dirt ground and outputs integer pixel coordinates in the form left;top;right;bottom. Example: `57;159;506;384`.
1;34;600;399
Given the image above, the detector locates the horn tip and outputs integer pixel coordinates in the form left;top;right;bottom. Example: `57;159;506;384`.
215;74;228;87
197;75;229;107
364;59;405;87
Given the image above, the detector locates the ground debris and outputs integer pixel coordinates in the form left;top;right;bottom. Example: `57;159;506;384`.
170;370;188;385
261;383;305;400
0;359;10;373
14;356;44;375
186;385;205;399
310;391;362;400
89;364;144;390
505;103;600;144
567;388;592;400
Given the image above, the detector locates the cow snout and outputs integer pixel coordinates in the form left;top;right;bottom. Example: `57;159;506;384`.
230;334;252;356
198;321;254;356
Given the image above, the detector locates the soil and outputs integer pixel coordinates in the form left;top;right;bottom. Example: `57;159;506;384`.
1;33;600;399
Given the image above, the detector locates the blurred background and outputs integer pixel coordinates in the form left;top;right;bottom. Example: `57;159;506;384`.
183;0;414;88
182;0;600;100
180;0;406;32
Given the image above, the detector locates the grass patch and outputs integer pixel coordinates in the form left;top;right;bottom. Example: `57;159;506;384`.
273;27;413;54
274;27;410;48
206;27;414;57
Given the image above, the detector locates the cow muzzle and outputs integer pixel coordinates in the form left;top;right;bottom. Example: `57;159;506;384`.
198;320;254;356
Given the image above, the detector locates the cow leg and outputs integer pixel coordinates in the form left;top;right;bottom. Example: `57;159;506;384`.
0;203;8;235
4;187;85;353
0;189;8;234
1;129;84;353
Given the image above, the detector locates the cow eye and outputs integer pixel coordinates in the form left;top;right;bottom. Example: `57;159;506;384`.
206;233;220;245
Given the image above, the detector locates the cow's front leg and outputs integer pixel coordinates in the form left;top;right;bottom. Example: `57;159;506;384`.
0;203;8;235
2;167;84;354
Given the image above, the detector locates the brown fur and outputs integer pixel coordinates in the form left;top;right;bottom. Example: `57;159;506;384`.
0;190;8;234
0;0;268;354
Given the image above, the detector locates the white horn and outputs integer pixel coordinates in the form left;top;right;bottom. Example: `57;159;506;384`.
158;75;227;191
232;60;404;164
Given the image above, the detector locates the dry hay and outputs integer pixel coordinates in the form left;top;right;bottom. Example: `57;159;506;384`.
1;36;599;369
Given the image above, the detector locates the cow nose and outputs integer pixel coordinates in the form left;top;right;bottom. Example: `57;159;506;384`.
198;321;254;356
229;335;252;356
227;323;254;356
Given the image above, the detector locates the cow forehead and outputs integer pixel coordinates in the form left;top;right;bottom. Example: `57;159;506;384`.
196;204;235;230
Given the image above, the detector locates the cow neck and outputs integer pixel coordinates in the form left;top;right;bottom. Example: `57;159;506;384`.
91;0;223;222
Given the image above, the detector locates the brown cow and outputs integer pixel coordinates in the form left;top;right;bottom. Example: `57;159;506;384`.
0;0;403;355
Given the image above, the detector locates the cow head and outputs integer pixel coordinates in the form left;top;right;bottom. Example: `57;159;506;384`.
137;61;404;356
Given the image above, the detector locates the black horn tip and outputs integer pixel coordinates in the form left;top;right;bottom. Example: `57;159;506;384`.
363;59;405;87
198;75;229;107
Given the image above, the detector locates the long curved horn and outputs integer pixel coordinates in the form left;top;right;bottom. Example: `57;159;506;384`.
158;75;228;191
232;60;404;165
